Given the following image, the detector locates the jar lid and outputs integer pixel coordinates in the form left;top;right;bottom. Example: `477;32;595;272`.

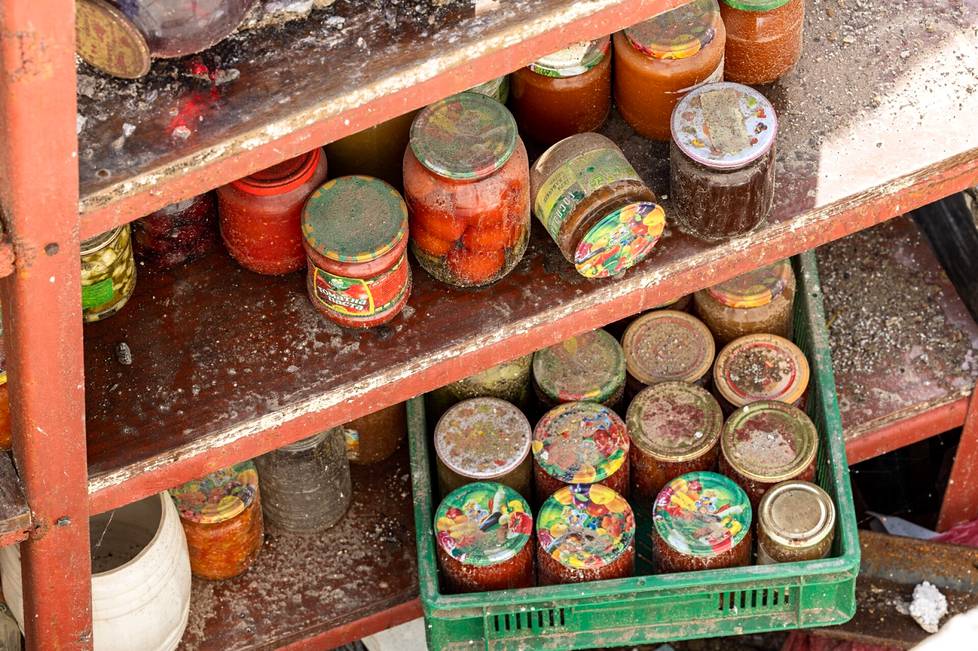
624;0;720;60
532;401;629;484
671;82;778;171
468;75;508;100
626;382;722;462
532;329;625;403
529;37;610;77
706;260;793;308
434;482;533;567
722;0;794;11
575;201;666;278
434;398;532;480
654;471;752;557
759;480;836;549
171;461;259;525
302;175;408;263
409;92;518;181
622;311;715;385
714;334;810;408
232;149;322;197
81;225;125;256
537;484;635;570
721;401;819;483
447;354;533;399
75;0;151;79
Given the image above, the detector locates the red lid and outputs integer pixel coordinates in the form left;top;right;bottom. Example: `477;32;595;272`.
231;149;323;196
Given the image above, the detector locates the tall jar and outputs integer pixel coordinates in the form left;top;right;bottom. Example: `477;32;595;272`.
721;0;806;84
757;480;835;564
403;93;530;288
510;38;612;146
324;111;418;190
670;82;778;242
81;225;136;322
217;148;327;275
342;402;407;465
133;193;218;270
694;260;796;344
622;311;715;395
713;334;810;415
426;355;533;425
614;0;726;141
532;329;626;410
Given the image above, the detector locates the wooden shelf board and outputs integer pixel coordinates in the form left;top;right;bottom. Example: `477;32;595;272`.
0;453;30;547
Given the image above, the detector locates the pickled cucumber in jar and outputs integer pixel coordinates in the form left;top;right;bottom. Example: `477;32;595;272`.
80;225;136;322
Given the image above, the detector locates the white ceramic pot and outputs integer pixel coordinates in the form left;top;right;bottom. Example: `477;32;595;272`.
0;491;191;651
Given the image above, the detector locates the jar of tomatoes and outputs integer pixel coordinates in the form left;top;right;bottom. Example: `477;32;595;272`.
426;355;533;424
133;193;218;270
721;0;805;84
694;260;796;345
342;402;407;465
532;329;626;410
621;310;715;396
403;93;530;288
713;334;810;415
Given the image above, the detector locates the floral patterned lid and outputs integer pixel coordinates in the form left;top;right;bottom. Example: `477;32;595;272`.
171;461;259;525
576;201;666;278
537;484;635;570
654;471;752;557
434;398;532;479
434;482;533;567
714;334;810;408
76;0;151;79
622;311;716;385
532;329;626;403
530;37;610;78
532;402;629;484
721;401;819;482
626;382;722;462
624;0;720;60
671;82;778;171
707;260;793;308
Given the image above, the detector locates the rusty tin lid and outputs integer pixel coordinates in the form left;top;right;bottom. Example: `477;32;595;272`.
721;401;819;483
434;397;532;480
627;382;723;462
622;311;715;385
714;334;810;408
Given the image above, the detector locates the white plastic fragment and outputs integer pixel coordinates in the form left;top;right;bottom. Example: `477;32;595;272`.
909;581;948;634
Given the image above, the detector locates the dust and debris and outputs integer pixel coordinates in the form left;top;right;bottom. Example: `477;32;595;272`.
908;581;949;634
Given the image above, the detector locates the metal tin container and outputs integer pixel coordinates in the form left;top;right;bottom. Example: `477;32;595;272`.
622;310;715;395
81;224;136;322
713;334;810;414
532;329;626;409
757;480;835;564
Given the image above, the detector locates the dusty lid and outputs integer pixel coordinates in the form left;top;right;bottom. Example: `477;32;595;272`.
81;225;125;256
721;401;819;483
410;92;518;181
624;0;720;60
576;201;666;278
622;311;715;385
434;482;533;567
232;149;323;196
468;75;509;102
654;471;752;557
529;37;610;77
447;354;533;399
171;461;259;525
76;0;151;79
627;382;723;462
722;0;794;11
278;430;330;453
434;397;532;480
532;329;625;403
302;175;408;263
532;401;629;484
758;480;836;549
706;260;793;308
537;484;635;570
671;82;778;171
714;334;810;408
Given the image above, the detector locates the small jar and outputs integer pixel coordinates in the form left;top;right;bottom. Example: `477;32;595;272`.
613;0;726;141
468;75;510;103
530;133;665;278
670;82;778;242
324;111;418;191
510;38;612;146
713;334;810;415
301;176;411;329
536;484;635;585
403;93;530;288
532;401;630;506
342;402;407;465
434;398;532;497
622;311;715;396
252;430;351;533
217;148;328;275
694;260;796;345
532;329;626;409
434;482;535;593
426;355;533;424
653;471;752;572
757;480;835;564
719;400;819;508
81;225;136;322
721;0;805;85
170;461;264;580
133;193;218;270
626;382;723;502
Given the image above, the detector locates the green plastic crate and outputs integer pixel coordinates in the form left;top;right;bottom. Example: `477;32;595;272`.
408;251;859;650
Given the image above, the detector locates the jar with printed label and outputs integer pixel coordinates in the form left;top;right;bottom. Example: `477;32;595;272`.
324;111;418;191
721;0;805;84
694;260;796;344
757;480;835;564
532;329;626;410
81;225;136;322
622;310;715;396
342;402;407;465
426;355;533;424
713;334;810;415
133;193;217;270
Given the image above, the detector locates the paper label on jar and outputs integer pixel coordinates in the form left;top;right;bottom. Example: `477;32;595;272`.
311;257;408;318
341;427;360;460
81;277;114;309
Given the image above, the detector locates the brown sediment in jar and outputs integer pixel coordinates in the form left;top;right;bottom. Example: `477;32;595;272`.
538;544;635;585
533;456;630;507
720;453;815;508
437;540;535;593
343;402;406;465
721;0;806;85
694;261;796;345
653;526;752;572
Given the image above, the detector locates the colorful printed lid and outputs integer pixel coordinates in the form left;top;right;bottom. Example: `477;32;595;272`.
302;175;408;263
722;0;794;12
622;311;716;385
434;398;532;479
706;260;793;308
624;0;720;60
532;402;629;484
530;37;610;77
721;401;819;483
233;149;323;196
576;201;666;278
759;480;835;549
171;461;259;524
671;82;778;171
532;329;626;403
654;472;752;557
714;334;810;408
537;484;635;570
626;382;722;462
434;482;533;567
76;0;151;79
410;92;518;181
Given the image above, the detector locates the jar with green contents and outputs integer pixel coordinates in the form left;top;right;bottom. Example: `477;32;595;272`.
81;224;136;322
426;354;533;424
694;260;796;345
532;329;626;409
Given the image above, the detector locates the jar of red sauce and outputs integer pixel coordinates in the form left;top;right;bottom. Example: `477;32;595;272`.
170;461;264;580
218;148;327;275
342;402;407;465
721;0;805;85
622;310;715;396
532;329;626;410
403;93;530;288
537;484;635;585
713;334;810;415
694;260;796;345
434;482;535;593
301;175;411;329
133;193;218;270
510;37;612;145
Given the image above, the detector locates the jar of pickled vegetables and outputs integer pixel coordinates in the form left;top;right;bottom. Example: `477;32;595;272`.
621;310;715;395
403;93;530;288
694;260;796;344
81;225;136;322
713;334;810;415
426;355;533;424
757;480;835;564
324;111;418;191
133;193;217;270
721;0;805;84
468;75;510;103
342;402;407;465
532;329;626;409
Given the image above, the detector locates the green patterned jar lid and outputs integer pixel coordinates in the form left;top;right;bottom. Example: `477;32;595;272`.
532;329;625;403
434;482;533;567
626;382;722;462
532;401;628;484
654;471;752;557
537;484;635;570
434;397;532;479
530;37;610;77
722;0;794;11
721;401;819;483
171;461;259;525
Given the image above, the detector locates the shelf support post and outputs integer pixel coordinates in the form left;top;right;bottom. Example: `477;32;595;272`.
937;380;978;531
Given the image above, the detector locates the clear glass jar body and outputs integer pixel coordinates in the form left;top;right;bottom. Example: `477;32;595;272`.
695;271;795;345
721;0;805;84
134;193;217;270
81;225;137;322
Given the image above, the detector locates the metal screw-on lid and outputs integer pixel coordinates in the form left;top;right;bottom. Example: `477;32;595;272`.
537;484;634;569
434;482;533;567
81;225;126;256
171;461;259;525
624;0;720;60
622;311;715;385
721;401;819;483
75;0;151;79
532;329;625;404
532;401;629;485
530;37;610;77
654;471;751;558
434;398;532;480
706;260;793;308
714;334;810;408
627;382;723;462
758;480;836;550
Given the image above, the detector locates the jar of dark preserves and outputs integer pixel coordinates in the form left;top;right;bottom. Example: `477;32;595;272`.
342;402;407;465
713;334;810;415
324;112;418;191
133;193;217;270
721;0;805;84
532;329;626;409
694;260;796;344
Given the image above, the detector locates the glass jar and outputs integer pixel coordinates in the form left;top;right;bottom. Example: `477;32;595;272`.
536;484;635;585
653;471;752;572
81;225;136;323
434;398;532;497
133;193;217;270
301;176;411;329
626;382;723;502
721;0;805;84
530;133;665;278
757;480;835;564
670;82;778;241
342;402;407;465
713;334;810;415
468;75;510;103
434;482;535;593
170;461;264;580
426;355;533;425
510;38;612;146
622;311;715;395
403;93;530;288
532;329;626;409
694;260;796;345
613;0;726;141
324;111;418;191
252;430;351;533
217;148;328;275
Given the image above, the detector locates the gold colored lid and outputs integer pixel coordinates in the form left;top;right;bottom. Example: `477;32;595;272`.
626;382;722;462
76;0;151;79
80;225;126;255
759;480;835;549
721;401;818;483
622;311;715;385
714;334;810;408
